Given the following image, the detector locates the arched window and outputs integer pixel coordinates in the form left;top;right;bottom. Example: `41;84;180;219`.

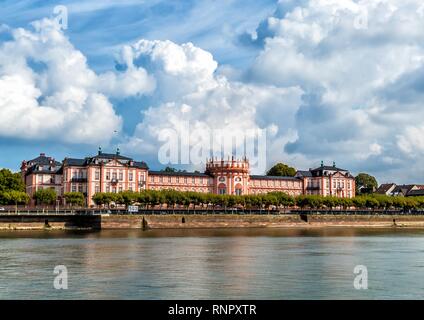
235;183;242;195
218;183;226;195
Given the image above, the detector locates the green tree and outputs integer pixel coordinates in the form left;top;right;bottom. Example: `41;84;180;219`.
266;163;296;177
0;191;10;205
0;169;25;192
92;193;106;206
119;191;136;207
355;173;378;194
64;192;85;207
365;196;379;209
33;188;57;206
8;191;30;212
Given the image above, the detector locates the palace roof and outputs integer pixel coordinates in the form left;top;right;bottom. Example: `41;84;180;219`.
311;165;348;172
26;153;61;167
23;153;62;176
295;170;312;177
62;153;149;169
92;152;132;161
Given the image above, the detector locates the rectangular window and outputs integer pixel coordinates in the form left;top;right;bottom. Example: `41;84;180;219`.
106;186;110;192
95;170;100;180
184;177;188;184
129;172;133;181
176;177;180;183
119;172;123;181
168;176;172;183
71;184;76;192
95;185;100;193
112;172;117;180
159;176;163;183
106;171;110;180
192;177;195;184
150;176;154;183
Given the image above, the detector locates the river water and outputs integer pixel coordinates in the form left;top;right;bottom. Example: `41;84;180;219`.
0;227;424;299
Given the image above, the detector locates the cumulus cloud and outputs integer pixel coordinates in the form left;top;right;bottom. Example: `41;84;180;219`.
0;18;154;144
239;0;424;180
119;39;303;172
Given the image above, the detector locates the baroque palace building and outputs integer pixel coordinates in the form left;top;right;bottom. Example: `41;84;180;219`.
21;149;356;206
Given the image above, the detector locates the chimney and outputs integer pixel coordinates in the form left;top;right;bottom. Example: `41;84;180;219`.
98;146;102;155
333;161;336;167
116;147;120;155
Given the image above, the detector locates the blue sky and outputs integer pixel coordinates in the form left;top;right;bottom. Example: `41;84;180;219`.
1;0;275;69
1;0;424;183
0;0;276;169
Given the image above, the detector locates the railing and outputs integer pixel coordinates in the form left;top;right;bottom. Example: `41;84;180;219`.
0;210;96;216
71;177;87;182
0;208;422;216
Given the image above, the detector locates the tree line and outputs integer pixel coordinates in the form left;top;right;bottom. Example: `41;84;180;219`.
91;190;424;210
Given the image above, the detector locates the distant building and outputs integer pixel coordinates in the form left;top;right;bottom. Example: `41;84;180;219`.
391;185;418;197
20;153;63;203
21;150;356;206
375;183;396;196
375;183;424;197
406;189;424;197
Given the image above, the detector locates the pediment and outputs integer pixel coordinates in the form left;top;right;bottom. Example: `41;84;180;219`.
104;159;125;167
332;171;347;178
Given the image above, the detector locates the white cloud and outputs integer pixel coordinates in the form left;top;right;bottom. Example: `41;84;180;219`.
119;39;303;173
242;0;424;181
0;18;154;144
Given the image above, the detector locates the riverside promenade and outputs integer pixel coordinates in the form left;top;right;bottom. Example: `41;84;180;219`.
2;208;424;230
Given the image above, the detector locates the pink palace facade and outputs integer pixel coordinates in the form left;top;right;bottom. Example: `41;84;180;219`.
21;149;356;206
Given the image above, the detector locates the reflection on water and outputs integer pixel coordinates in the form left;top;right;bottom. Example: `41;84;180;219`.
1;227;424;299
